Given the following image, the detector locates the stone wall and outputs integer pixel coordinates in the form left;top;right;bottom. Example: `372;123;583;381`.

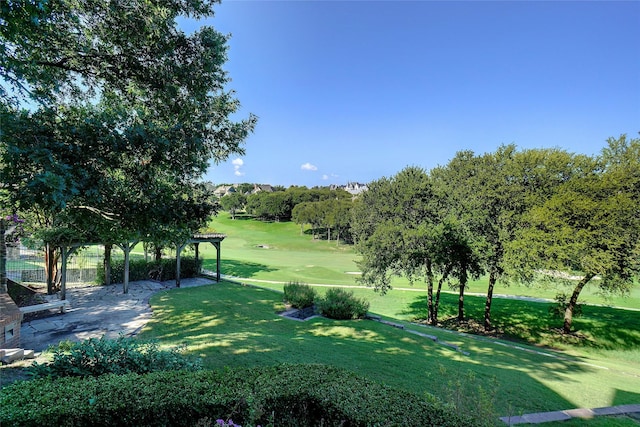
0;293;21;349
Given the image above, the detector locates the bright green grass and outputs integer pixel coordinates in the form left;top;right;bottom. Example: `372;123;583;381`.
163;214;640;417
139;281;640;419
199;213;640;310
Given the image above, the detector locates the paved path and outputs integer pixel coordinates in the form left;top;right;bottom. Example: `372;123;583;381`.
500;403;640;425
20;277;215;352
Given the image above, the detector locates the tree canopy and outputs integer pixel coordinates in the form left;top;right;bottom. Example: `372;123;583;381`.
352;137;639;334
1;0;256;291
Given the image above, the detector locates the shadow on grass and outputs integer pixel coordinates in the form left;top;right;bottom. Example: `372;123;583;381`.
402;293;640;351
141;282;602;416
612;389;640;407
201;259;277;279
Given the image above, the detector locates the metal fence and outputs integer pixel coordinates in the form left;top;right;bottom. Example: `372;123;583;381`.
6;243;129;285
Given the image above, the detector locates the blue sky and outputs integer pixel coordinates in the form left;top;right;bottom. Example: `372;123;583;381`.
182;1;640;188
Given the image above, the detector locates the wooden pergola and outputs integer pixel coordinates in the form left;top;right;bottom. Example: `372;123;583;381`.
56;233;226;299
176;233;226;287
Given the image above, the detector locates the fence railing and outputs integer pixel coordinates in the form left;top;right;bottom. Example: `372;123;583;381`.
7;243;133;285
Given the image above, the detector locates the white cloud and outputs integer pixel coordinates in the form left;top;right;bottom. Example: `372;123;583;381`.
301;162;318;171
232;158;245;176
322;174;329;180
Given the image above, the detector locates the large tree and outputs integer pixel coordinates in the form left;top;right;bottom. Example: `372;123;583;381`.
433;146;587;331
351;167;479;325
1;0;256;290
220;192;246;220
507;135;640;333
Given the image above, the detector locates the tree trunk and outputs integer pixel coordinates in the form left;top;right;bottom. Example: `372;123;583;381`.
104;244;112;286
458;267;467;322
484;268;497;331
563;273;594;334
155;245;162;261
434;264;452;325
425;258;435;325
45;243;60;295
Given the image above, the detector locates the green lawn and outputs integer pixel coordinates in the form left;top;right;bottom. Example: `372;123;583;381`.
139;281;640;420
201;213;640;310
137;213;640;420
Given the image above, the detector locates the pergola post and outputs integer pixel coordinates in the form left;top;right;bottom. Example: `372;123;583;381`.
214;242;221;282
194;243;200;271
116;240;139;294
175;243;188;288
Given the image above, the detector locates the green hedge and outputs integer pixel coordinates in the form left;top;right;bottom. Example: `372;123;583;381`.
97;257;202;284
0;365;478;427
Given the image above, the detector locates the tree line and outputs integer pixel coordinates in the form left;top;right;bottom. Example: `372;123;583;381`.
351;138;639;334
218;185;355;243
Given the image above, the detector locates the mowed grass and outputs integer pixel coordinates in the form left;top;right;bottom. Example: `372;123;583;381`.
145;213;640;417
139;281;640;418
201;213;640;310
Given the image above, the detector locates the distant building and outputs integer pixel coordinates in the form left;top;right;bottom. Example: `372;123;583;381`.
330;182;368;195
213;185;236;198
251;184;274;194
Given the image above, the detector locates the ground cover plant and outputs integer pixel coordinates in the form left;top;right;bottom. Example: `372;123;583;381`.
138;282;640;420
27;336;201;379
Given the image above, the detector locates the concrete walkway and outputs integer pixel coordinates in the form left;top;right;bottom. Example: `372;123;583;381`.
500;403;640;425
20;277;216;352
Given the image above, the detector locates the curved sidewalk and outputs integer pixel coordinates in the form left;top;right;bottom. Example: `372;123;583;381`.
20;277;215;352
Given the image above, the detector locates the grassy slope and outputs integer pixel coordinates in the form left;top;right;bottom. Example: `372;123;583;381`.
140;282;640;417
141;213;640;416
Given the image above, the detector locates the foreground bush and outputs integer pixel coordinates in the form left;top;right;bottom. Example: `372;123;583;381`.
317;288;369;320
283;281;316;308
97;256;202;284
0;364;478;427
28;336;201;379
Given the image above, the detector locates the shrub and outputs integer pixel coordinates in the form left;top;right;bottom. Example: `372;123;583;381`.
0;364;479;427
97;256;202;284
283;282;316;309
316;288;369;320
28;335;201;379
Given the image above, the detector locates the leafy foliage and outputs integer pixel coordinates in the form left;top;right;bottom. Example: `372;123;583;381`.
28;336;201;379
219;193;247;220
1;365;478;427
283;282;316;309
316;288;369;320
506;135;640;332
1;0;256;268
